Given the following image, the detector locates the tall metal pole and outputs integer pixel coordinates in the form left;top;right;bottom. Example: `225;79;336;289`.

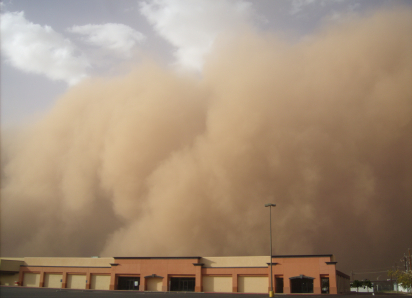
270;206;273;297
265;203;276;298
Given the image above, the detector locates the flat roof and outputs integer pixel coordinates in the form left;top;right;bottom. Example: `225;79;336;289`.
272;254;333;258
114;256;201;259
114;255;333;259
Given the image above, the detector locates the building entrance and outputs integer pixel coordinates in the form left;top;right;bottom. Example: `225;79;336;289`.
170;277;195;291
275;277;284;293
321;277;330;293
117;276;140;290
290;276;314;293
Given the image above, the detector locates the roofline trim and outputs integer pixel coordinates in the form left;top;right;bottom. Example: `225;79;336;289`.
336;270;350;279
114;257;201;260
272;254;333;258
203;266;268;269
20;265;111;268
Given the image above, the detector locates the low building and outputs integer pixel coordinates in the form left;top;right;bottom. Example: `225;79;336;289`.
0;258;24;286
1;254;350;294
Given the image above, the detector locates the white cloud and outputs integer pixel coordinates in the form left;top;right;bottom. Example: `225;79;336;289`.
0;11;89;85
67;23;146;58
290;0;316;15
290;0;346;15
139;0;255;72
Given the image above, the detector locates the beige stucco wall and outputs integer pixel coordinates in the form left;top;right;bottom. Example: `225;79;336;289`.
23;273;40;287
203;276;232;292
337;274;350;293
44;273;62;288
238;276;267;293
67;274;86;289
23;257;114;267
146;277;163;291
0;273;19;285
90;274;110;290
201;256;268;268
0;259;24;271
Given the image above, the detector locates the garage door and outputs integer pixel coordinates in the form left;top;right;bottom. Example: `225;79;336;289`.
44;273;62;288
203;276;232;292
23;273;40;287
146;277;163;291
67;274;86;289
91;275;110;290
238;276;267;293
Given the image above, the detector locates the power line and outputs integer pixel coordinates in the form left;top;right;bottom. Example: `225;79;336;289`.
352;268;393;273
353;271;389;274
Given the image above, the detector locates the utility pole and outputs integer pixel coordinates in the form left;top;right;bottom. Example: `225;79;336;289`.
394;263;398;293
409;248;412;293
404;254;408;271
265;203;276;298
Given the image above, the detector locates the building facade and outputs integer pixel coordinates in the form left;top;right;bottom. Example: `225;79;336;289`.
1;255;350;294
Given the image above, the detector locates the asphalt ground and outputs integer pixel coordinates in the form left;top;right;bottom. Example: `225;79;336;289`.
0;287;410;298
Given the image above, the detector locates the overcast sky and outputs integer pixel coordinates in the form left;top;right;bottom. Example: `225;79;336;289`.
1;0;409;127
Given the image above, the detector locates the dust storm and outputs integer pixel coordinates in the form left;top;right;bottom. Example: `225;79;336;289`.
1;8;411;274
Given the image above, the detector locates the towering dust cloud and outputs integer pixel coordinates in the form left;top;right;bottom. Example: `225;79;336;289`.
1;8;411;273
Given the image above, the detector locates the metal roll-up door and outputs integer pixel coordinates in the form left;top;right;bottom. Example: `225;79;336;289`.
202;276;232;292
238;276;267;293
67;274;86;289
90;275;111;290
44;273;62;288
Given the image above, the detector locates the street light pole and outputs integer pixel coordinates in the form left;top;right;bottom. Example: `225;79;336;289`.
265;203;276;298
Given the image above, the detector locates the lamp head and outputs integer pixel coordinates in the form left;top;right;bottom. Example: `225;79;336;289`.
265;204;276;207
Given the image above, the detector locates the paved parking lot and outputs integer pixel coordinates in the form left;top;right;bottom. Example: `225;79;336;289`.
1;287;410;298
3;287;263;298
